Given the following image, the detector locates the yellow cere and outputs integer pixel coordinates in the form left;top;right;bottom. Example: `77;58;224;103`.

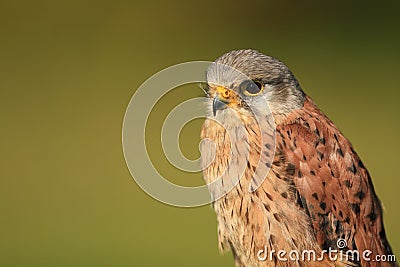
216;86;233;100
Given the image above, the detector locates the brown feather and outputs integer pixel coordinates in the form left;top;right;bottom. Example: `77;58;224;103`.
275;96;397;266
201;49;397;267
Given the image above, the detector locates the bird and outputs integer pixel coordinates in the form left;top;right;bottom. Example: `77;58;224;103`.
200;49;397;267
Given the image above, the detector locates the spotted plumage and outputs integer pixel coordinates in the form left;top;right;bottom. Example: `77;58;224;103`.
200;49;397;266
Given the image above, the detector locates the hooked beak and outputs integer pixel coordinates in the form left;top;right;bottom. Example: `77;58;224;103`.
212;97;227;116
212;86;233;116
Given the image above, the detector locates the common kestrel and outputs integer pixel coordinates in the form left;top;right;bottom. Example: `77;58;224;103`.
200;49;397;267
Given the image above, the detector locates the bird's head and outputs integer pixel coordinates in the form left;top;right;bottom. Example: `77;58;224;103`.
206;49;305;120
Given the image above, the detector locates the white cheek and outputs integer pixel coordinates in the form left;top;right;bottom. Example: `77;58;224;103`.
246;96;274;117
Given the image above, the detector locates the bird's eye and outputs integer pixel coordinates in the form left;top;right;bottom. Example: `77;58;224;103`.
239;80;264;96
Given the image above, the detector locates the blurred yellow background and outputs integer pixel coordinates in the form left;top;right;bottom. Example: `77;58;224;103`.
1;1;399;266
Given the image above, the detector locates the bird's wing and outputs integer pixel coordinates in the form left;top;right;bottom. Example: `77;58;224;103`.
274;100;395;266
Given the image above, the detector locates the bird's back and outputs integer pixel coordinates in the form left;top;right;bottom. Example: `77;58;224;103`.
275;96;396;266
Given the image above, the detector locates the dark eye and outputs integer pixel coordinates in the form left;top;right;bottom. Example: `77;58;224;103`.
240;80;263;95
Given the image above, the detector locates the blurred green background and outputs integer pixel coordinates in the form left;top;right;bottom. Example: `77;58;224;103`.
1;1;399;266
